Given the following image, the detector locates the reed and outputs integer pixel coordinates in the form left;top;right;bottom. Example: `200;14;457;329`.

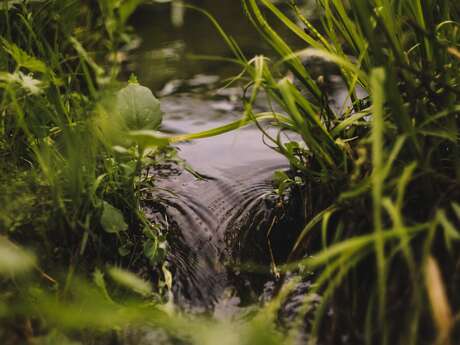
229;0;460;343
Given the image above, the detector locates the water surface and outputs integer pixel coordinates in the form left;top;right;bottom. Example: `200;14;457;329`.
129;1;295;311
130;1;333;312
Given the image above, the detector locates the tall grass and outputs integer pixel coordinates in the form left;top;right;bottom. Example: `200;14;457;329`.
87;1;460;341
227;0;460;343
174;0;460;343
0;1;174;342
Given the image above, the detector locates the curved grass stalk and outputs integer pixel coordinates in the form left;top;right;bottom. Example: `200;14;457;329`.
287;224;427;271
277;78;338;168
128;112;292;147
184;5;247;63
243;0;323;102
330;109;370;137
285;223;427;342
289;205;339;257
258;0;329;51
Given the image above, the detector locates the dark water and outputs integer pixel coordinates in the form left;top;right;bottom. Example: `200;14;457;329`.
128;0;297;91
145;160;287;310
129;0;295;311
129;1;330;314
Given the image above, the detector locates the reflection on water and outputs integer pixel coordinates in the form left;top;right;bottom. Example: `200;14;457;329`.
127;0;299;174
128;0;300;91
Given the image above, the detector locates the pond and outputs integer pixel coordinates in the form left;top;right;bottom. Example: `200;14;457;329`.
127;0;343;313
129;0;295;312
127;0;302;172
129;0;296;90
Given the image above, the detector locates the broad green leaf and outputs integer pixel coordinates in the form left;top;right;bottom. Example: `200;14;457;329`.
273;170;290;186
100;201;128;234
116;83;162;131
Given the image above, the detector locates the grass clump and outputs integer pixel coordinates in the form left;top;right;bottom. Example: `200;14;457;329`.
0;1;173;342
204;0;460;343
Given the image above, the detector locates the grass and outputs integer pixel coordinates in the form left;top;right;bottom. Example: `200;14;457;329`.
208;0;460;343
0;1;175;343
112;1;460;341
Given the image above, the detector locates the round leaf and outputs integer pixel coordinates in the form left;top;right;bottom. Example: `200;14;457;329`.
116;83;162;131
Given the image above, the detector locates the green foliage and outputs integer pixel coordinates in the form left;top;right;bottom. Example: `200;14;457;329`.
0;1;174;343
100;201;128;234
116;83;163;131
0;237;35;275
198;0;460;343
108;266;153;296
0;37;47;73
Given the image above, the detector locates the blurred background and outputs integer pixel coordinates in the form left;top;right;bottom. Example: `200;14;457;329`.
126;0;308;91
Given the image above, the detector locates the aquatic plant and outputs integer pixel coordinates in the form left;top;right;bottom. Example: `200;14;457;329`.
221;0;460;343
